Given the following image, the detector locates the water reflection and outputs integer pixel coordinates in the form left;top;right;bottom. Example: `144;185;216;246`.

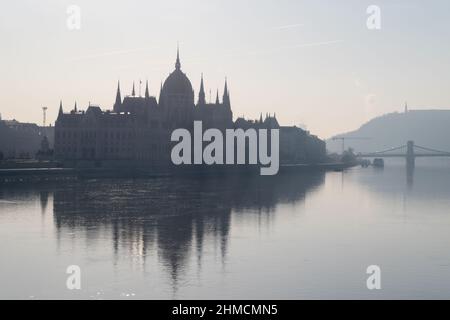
51;172;325;286
39;191;49;215
3;163;450;298
350;159;450;204
406;161;414;188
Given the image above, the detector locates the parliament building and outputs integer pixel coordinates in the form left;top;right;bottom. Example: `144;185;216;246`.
54;49;326;169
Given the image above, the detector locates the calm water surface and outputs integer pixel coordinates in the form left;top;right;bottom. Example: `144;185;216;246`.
1;158;450;299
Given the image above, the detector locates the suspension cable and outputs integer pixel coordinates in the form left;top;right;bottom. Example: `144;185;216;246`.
414;145;450;155
367;145;407;155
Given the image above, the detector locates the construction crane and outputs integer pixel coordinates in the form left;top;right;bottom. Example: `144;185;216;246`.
332;136;371;154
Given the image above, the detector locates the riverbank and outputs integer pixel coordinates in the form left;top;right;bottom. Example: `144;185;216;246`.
0;162;356;184
0;160;60;169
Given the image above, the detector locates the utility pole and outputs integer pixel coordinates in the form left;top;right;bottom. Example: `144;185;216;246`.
42;107;48;127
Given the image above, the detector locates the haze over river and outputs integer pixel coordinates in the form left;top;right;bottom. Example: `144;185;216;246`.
1;158;450;299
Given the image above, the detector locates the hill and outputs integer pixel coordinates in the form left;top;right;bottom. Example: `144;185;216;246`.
327;110;450;154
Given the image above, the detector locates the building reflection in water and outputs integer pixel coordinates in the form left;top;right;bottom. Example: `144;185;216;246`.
406;161;415;188
40;191;49;215
52;172;324;287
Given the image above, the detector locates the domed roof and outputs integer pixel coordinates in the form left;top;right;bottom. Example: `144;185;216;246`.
162;69;193;97
161;48;193;100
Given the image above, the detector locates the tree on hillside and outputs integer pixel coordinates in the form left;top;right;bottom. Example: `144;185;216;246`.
341;148;356;164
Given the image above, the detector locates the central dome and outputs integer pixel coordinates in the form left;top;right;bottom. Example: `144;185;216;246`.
160;48;194;107
162;69;193;97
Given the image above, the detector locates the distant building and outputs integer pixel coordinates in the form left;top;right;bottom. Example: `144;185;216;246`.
54;48;325;168
0;118;54;159
234;115;325;164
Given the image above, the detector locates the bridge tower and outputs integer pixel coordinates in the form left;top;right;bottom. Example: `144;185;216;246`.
406;140;415;168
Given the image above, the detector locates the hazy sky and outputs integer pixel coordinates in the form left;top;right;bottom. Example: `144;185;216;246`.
1;0;449;138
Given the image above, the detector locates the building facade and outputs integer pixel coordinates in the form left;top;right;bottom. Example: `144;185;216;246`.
54;49;325;168
0;117;54;159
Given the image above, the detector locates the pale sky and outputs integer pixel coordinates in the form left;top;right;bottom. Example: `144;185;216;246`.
1;0;449;138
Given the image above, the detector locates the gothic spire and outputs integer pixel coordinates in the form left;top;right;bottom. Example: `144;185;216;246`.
175;44;181;70
198;73;206;105
58;100;63;117
145;80;150;99
115;81;121;105
215;89;220;104
224;78;228;95
223;78;231;108
131;82;135;96
159;82;164;105
74;101;77;113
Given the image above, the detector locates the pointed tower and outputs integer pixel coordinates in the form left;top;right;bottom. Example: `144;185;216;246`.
215;89;220;105
74;101;77;113
159;82;164;106
114;81;122;112
198;73;206;105
131;82;136;96
145;80;150;99
58;100;63;118
259;113;263;123
222;78;231;109
175;44;181;70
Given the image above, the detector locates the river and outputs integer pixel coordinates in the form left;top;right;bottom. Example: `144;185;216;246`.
1;158;450;299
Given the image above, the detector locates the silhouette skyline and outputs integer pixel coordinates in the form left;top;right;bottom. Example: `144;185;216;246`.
2;0;450;301
1;1;450;138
